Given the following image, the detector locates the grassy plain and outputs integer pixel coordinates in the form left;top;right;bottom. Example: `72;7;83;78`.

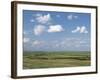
23;51;90;69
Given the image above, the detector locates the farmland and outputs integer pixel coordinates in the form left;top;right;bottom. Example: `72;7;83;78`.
23;51;91;69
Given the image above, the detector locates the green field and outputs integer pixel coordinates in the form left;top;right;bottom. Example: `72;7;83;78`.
23;51;91;69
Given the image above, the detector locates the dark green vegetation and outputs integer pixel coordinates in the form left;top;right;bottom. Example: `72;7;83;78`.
23;51;91;69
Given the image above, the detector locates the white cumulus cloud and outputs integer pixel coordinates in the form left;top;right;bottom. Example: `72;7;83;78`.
36;14;51;24
33;25;46;35
23;38;30;43
30;19;35;22
47;25;64;33
67;14;73;20
72;26;88;33
72;26;80;33
32;40;45;46
80;26;88;33
32;40;41;45
67;14;78;20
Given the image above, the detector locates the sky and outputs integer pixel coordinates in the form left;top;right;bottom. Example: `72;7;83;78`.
23;10;91;51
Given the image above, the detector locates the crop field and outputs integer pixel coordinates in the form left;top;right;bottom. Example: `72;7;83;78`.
23;51;91;69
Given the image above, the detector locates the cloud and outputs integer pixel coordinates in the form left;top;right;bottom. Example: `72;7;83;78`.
72;26;80;33
36;13;42;17
47;25;64;33
30;37;90;51
80;26;88;33
32;40;45;47
23;31;27;35
72;26;88;33
32;40;41;45
74;16;78;19
45;38;90;50
36;14;51;24
23;38;30;43
56;15;60;18
33;25;46;35
33;24;64;35
67;14;73;20
60;38;90;49
67;14;78;20
30;19;35;22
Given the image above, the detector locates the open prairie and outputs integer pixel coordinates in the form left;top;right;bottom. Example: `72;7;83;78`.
23;51;90;69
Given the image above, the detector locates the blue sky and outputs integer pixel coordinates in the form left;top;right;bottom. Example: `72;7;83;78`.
23;10;91;51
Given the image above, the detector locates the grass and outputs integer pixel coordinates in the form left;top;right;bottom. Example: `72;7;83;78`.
23;51;91;69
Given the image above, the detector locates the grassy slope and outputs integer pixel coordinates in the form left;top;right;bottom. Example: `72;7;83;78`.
23;51;91;69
